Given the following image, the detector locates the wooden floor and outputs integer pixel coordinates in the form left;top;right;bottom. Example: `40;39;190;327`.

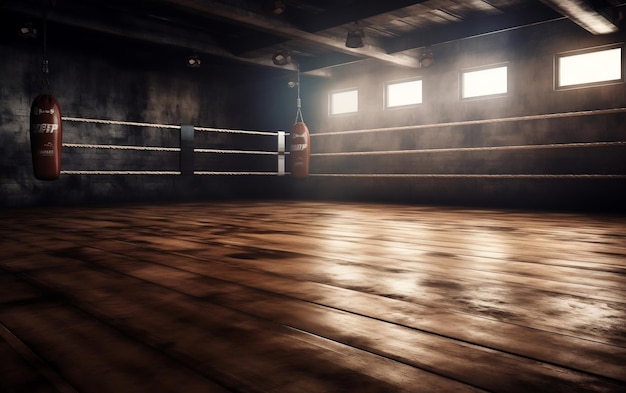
1;201;625;393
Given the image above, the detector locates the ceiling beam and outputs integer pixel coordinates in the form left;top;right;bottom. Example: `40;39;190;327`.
385;3;565;54
158;0;422;68
287;0;431;32
538;0;619;34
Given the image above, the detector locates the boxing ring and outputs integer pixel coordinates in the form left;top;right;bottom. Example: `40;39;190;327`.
59;117;289;176
58;107;626;180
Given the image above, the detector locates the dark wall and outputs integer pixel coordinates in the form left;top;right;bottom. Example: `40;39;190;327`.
0;19;292;207
262;19;626;211
2;15;625;211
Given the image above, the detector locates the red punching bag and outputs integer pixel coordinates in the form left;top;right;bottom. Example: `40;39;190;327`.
30;94;62;180
290;121;310;178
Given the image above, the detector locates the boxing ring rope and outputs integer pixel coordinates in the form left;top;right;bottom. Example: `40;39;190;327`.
59;117;287;176
194;126;277;136
308;108;626;179
61;171;182;175
308;174;626;179
310;107;626;137
193;128;289;175
193;172;283;175
57;107;626;179
61;117;182;129
63;143;181;152
311;141;626;156
307;137;626;179
194;148;278;155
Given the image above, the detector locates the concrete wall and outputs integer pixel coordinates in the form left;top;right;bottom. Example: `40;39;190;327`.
274;20;626;211
0;26;291;207
2;16;624;211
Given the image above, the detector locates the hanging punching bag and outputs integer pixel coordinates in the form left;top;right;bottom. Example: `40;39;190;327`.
290;121;310;178
30;94;62;180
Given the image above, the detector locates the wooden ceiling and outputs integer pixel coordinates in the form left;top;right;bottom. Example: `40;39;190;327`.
1;0;624;75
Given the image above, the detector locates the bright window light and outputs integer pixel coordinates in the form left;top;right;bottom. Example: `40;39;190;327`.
330;89;358;115
557;47;622;88
462;65;508;99
387;79;423;108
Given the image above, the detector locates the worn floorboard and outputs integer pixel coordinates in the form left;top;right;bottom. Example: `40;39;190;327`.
0;201;625;392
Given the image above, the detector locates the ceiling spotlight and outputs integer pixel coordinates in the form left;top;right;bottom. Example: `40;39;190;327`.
345;29;364;48
187;55;201;68
272;49;291;66
19;22;37;38
420;48;434;68
272;0;286;15
267;0;286;15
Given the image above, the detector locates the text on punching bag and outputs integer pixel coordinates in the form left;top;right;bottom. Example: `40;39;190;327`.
34;123;59;133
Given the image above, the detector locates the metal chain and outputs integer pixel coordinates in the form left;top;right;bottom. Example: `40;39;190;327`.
41;0;52;94
294;63;304;123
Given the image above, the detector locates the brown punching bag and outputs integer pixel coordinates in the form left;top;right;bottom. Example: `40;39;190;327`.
290;121;310;178
30;94;62;180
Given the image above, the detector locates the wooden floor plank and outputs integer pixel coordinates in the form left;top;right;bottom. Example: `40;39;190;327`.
0;260;481;393
1;253;619;393
92;227;624;347
121;250;626;379
0;303;234;393
0;335;60;393
21;240;625;384
1;201;625;392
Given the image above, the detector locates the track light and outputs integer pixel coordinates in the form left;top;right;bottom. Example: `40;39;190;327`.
266;0;286;15
187;55;201;68
345;29;364;48
19;22;37;38
420;48;434;68
272;49;291;66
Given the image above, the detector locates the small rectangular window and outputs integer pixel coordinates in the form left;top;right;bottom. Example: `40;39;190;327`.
330;89;358;115
556;46;623;89
461;65;508;99
386;79;423;108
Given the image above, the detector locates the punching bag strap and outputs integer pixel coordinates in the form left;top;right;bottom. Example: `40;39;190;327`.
40;0;52;94
294;64;304;124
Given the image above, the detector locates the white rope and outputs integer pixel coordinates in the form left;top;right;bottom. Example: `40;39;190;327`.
193;171;285;176
58;171;624;178
62;116;286;136
63;143;180;152
61;171;181;175
312;107;626;137
62;117;181;129
309;173;626;179
311;141;626;157
194;126;278;136
194;148;278;155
